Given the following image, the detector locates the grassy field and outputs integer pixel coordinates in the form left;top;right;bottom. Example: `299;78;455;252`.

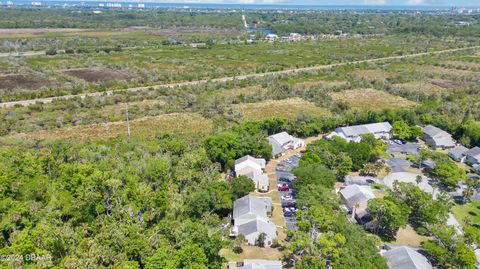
0;33;475;102
2;113;212;143
330;88;416;110
232;98;331;120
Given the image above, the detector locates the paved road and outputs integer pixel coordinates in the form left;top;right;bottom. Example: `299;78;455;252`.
1;45;479;108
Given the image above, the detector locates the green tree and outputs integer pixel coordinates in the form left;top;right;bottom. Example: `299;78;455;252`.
367;198;410;239
230;176;255;201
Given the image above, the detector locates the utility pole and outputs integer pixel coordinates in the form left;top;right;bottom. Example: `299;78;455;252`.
125;102;131;141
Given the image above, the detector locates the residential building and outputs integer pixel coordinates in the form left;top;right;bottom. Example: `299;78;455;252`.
268;132;305;157
231;195;276;246
235;155;269;191
448;146;469;162
465;147;480;166
339;184;375;220
383;245;432;269
228;259;282;269
329;122;392;142
235;155;266;172
422;125;455;149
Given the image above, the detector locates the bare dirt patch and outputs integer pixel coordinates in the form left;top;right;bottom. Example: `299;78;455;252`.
330;88;416;110
0;74;51;90
62;68;133;82
232;98;330;120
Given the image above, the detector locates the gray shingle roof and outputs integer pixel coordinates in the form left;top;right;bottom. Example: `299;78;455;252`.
237;217;276;238
384;246;432;269
465;147;480;158
233;195;269;220
449;146;469;159
268;132;293;146
337;122;392;138
422;125;448;138
339;185;375;209
240;260;282;269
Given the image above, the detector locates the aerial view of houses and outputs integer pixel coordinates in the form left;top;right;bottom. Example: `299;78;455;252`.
0;2;479;269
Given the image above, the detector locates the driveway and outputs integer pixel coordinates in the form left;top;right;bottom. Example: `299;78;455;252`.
384;157;412;172
386;143;421;156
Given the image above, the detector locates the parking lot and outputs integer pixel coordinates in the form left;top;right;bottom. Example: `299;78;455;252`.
276;153;302;230
386;143;421;156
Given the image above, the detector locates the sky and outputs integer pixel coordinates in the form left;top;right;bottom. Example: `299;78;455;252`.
155;0;479;6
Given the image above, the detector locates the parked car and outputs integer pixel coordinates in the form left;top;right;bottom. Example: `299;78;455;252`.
278;184;289;191
284;211;294;217
282;194;293;200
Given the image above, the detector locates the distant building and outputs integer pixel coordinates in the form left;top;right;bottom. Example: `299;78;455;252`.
265;34;278;41
268;132;305;157
448;146;469;162
231;195;276;246
235;155;269;192
329;122;392;142
383;245;432;269
422;125;455;149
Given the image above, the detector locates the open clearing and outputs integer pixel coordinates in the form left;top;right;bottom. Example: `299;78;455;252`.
232;98;330;120
62;68;133;82
392;225;429;247
220;246;282;262
5;113;212;142
330;88;416;110
0;74;51;90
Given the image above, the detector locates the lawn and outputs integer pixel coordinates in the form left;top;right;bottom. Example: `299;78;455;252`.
452;201;480;227
391;225;429;247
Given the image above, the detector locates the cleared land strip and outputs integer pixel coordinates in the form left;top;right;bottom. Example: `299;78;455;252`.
1;45;479;108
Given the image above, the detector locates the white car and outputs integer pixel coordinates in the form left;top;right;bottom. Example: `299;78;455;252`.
282;195;293;200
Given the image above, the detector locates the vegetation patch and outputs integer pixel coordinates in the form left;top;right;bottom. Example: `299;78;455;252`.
62;68;133;82
330;88;416;110
214;86;266;99
393;81;444;94
0;74;52;90
232;98;330;120
8;113;212;142
352;69;389;81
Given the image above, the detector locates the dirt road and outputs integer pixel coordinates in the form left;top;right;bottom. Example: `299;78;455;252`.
1;45;478;108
